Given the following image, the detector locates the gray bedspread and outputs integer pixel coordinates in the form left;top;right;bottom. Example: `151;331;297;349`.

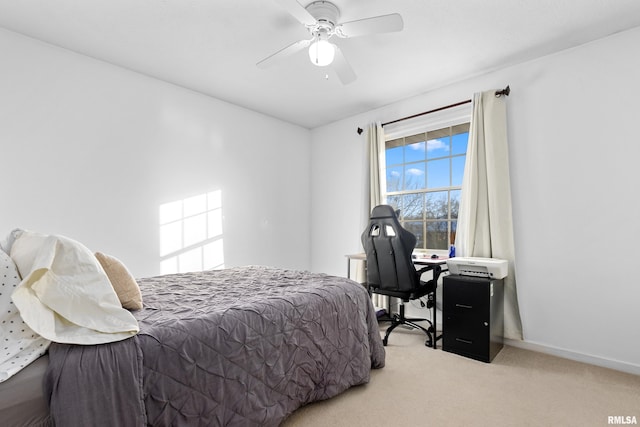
45;266;385;426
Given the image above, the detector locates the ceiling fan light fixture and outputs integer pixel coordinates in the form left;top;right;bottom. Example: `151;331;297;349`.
308;38;335;66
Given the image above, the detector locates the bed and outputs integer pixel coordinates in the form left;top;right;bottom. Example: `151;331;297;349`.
2;265;385;426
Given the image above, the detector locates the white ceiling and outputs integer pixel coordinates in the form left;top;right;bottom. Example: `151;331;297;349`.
1;0;640;129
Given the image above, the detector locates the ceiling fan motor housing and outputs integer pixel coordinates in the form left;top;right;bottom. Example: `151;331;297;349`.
306;1;340;31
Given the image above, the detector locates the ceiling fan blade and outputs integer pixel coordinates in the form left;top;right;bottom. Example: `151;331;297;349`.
273;0;317;26
331;46;357;85
336;13;404;38
257;39;312;69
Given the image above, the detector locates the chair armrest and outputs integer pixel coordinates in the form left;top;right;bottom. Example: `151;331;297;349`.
416;265;435;275
417;264;442;282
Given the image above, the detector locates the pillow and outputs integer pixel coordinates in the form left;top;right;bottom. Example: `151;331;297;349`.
95;252;143;311
11;231;139;344
0;248;50;383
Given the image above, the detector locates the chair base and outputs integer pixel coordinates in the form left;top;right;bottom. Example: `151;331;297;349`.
382;302;436;348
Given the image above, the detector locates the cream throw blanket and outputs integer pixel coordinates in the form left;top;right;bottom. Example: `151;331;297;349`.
11;231;139;344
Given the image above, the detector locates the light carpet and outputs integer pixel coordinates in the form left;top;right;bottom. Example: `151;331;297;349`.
283;325;640;427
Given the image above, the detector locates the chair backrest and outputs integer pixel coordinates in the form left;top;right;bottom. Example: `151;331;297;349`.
361;205;419;292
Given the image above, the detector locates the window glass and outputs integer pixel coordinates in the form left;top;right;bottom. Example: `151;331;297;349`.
404;222;424;248
452;155;466;186
401;193;424;220
404;138;425;163
386;166;403;192
426;136;449;159
387;195;401;212
426;221;449;250
451;130;469;155
450;190;461;219
426;191;448;219
386;145;403;166
427;158;449;189
404;163;426;190
383;123;469;251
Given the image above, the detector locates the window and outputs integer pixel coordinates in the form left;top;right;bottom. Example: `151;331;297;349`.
383;123;469;251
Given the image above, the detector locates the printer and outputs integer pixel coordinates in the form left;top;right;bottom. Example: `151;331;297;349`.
446;257;508;279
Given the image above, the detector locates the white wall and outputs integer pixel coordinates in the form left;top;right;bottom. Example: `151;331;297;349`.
0;28;311;278
310;26;640;374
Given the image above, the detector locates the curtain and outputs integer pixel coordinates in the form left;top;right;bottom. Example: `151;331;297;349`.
367;122;385;214
456;89;523;340
365;122;387;308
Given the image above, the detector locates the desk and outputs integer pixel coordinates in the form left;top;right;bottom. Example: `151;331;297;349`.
345;253;448;280
413;256;449;267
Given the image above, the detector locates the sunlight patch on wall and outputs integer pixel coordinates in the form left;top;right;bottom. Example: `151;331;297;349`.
159;190;224;274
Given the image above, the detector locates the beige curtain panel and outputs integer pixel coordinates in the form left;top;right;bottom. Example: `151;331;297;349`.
456;89;523;340
365;122;388;309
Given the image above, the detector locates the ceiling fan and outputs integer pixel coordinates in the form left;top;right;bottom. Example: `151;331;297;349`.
257;0;404;84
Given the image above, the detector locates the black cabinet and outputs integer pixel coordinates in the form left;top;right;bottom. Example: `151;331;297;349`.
442;275;504;363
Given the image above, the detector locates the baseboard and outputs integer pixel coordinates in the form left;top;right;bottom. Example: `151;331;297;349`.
504;338;640;376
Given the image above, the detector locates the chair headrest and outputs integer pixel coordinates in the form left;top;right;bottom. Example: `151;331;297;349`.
370;205;398;219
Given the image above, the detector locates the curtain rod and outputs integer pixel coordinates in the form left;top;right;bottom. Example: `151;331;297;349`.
356;85;510;134
381;99;471;127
